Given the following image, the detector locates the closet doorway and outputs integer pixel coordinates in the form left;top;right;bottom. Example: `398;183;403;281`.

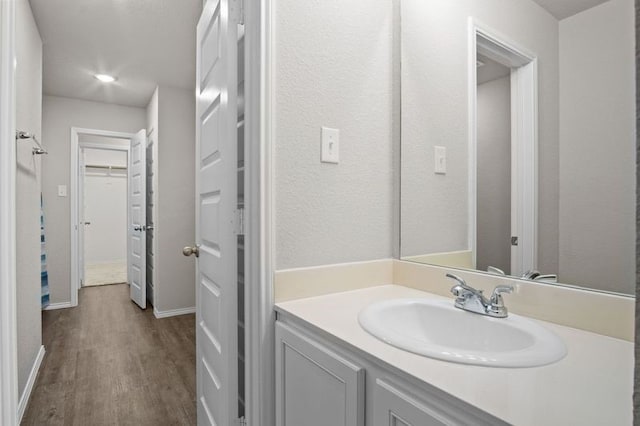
70;128;144;308
81;143;129;288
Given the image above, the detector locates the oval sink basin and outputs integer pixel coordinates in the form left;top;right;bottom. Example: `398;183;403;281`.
358;298;567;368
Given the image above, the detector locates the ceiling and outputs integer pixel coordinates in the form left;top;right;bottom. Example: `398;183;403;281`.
29;0;202;108
532;0;610;20
477;54;510;85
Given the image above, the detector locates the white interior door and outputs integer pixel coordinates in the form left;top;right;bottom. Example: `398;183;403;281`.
128;129;147;309
195;0;239;424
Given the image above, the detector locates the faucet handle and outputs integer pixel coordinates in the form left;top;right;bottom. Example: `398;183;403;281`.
490;285;514;305
446;273;474;293
446;273;484;299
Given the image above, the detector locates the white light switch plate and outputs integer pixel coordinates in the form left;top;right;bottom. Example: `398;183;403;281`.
58;185;67;197
321;127;339;164
434;146;446;174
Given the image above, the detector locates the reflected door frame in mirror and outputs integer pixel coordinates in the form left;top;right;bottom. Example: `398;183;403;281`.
468;18;538;277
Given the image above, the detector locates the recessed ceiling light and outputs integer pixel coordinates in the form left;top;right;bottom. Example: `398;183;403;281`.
94;74;116;83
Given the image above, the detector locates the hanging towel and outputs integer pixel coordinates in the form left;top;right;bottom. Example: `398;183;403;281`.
40;194;50;309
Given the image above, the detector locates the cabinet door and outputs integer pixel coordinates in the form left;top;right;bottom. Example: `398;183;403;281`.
373;379;449;426
276;322;365;426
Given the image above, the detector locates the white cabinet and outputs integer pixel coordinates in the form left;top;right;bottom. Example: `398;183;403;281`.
275;322;365;426
275;316;506;426
373;379;449;426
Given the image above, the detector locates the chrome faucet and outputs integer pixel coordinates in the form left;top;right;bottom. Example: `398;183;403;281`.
521;269;558;283
486;266;558;283
446;273;514;318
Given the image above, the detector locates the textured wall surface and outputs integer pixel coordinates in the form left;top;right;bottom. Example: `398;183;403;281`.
15;0;43;398
41;96;146;303
400;0;560;279
274;0;395;269
559;0;635;294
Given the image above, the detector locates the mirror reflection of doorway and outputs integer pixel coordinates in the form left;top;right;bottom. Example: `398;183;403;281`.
80;144;129;287
471;27;538;278
476;54;512;275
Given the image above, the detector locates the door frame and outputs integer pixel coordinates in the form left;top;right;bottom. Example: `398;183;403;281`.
467;18;538;275
0;0;17;424
244;0;275;424
70;127;133;306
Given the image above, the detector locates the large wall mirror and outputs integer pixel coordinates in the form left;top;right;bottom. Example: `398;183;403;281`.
400;0;636;295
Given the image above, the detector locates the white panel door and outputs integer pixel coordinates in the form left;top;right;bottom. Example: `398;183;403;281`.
128;129;147;309
195;0;239;424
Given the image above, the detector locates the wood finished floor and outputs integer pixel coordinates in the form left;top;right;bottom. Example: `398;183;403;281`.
22;284;196;426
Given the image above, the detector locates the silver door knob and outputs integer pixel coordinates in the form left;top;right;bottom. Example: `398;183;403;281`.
133;225;146;231
83;221;91;225
183;245;200;257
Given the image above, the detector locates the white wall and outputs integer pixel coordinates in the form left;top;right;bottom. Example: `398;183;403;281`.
15;0;43;399
41;96;146;303
274;0;395;269
476;76;511;274
558;0;635;294
154;86;196;313
399;0;560;278
83;149;128;265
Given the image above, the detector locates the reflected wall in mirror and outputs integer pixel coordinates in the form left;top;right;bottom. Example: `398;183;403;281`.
400;0;636;295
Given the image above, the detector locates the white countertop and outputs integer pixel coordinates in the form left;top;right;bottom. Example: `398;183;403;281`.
275;285;634;426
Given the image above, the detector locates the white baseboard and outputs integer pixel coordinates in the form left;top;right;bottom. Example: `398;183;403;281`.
153;306;196;318
17;345;45;422
44;301;73;310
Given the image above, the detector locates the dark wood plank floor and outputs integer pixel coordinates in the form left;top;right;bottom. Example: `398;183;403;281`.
22;284;196;426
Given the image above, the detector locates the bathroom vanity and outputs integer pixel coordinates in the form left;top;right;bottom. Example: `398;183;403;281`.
274;285;633;426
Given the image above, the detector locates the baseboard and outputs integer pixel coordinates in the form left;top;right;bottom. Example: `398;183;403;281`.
17;345;45;422
44;301;73;310
153;306;196;318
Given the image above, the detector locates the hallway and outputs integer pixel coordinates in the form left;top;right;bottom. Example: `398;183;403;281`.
21;284;196;425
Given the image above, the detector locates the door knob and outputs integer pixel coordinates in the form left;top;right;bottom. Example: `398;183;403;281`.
183;245;200;257
133;225;146;231
83;221;91;225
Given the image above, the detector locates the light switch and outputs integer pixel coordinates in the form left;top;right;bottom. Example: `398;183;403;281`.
58;185;67;197
434;146;446;174
321;127;339;164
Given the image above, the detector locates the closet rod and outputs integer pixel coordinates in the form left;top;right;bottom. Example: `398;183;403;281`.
85;164;127;171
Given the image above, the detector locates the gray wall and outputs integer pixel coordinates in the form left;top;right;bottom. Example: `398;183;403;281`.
15;0;43;397
154;86;196;312
274;0;395;269
558;0;636;294
399;0;560;279
476;77;511;274
41;96;146;303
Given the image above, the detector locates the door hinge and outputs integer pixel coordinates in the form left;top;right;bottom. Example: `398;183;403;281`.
511;236;519;246
236;208;245;236
236;417;247;426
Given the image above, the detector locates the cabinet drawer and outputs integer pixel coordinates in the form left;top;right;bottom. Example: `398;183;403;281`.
276;322;365;426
